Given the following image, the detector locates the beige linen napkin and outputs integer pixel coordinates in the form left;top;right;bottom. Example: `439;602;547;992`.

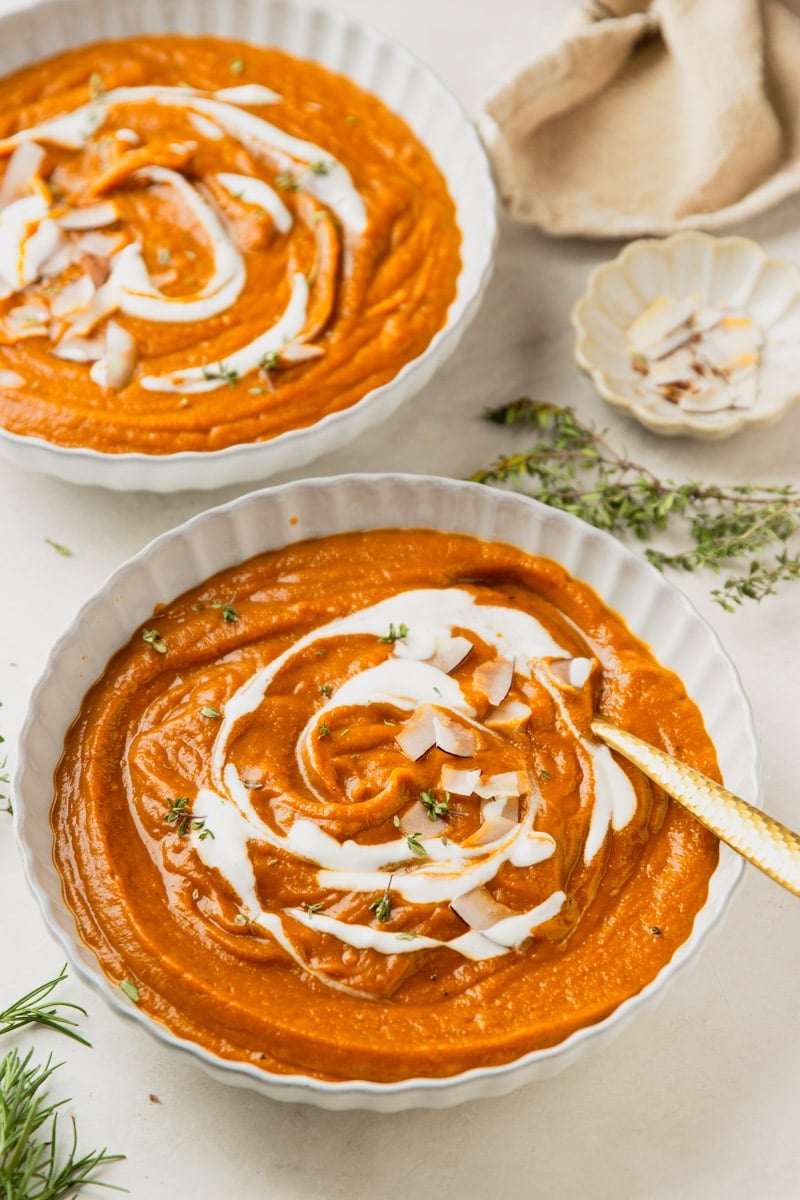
480;0;800;237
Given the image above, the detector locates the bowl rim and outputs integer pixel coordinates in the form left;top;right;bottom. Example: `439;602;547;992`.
13;473;756;1108
570;229;800;440
0;0;498;490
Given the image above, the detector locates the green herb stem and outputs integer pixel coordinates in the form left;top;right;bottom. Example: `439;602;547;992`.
474;399;800;609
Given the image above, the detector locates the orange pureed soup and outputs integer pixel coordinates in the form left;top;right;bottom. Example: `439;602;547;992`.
0;36;460;453
53;529;719;1083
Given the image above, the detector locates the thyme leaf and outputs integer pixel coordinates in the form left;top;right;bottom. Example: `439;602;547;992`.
212;601;239;623
201;361;238;387
473;398;800;610
369;878;393;922
393;816;426;858
141;629;167;654
419;788;450;821
378;623;409;644
164;796;212;839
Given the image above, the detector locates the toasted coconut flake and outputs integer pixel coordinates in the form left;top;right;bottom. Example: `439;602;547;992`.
631;295;763;414
463;813;518;848
433;714;477;757
473;656;514;706
51;334;104;362
475;772;526;801
568;657;593;688
482;794;520;823
440;765;480;796
89;319;137;390
398;800;446;836
279;341;324;363
395;705;437;761
63;276;121;337
57;200;119;231
450;887;517;931
626;293;701;355
4;302;49;340
50;275;96;318
78;251;111;288
74;231;126;258
0;367;25;387
430;635;473;674
0;140;46;209
38;237;73;278
24;217;64;282
485;698;531;733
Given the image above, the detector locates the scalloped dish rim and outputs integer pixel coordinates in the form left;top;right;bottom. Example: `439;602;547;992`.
571;230;800;440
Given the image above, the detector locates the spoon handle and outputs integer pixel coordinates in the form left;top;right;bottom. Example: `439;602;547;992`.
591;717;800;899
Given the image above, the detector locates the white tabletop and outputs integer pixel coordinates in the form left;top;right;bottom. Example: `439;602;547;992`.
2;1;799;1196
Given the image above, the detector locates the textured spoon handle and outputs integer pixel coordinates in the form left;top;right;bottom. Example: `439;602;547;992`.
591;718;800;899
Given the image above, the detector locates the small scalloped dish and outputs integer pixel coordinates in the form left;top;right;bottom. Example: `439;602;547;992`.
571;231;800;439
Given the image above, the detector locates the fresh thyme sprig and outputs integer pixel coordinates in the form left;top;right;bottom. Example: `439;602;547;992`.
419;788;450;821
370;878;393;922
164;796;214;840
0;967;89;1047
473;399;800;610
379;623;409;644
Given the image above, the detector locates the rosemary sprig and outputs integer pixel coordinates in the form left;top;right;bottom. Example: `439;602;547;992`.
0;967;89;1047
0;1048;124;1199
474;399;800;610
0;969;124;1198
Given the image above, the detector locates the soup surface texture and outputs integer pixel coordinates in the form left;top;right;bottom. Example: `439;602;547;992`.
0;36;460;453
53;529;720;1083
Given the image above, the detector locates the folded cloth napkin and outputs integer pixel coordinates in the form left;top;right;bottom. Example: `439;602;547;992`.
480;0;800;237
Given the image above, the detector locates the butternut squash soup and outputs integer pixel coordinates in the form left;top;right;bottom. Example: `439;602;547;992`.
52;529;720;1082
0;36;460;453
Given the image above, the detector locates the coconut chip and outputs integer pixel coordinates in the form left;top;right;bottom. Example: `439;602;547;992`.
472;656;514;707
432;714;477;758
450;887;517;931
627;295;763;414
484;698;531;734
395;705;437;761
89;319;137;390
0;140;46;209
57;200;119;231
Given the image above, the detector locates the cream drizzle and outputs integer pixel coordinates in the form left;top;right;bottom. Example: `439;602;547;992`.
1;85;366;236
0;83;367;391
174;587;639;971
216;171;293;234
139;272;309;393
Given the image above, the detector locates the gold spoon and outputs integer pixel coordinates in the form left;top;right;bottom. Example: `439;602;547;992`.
591;717;800;899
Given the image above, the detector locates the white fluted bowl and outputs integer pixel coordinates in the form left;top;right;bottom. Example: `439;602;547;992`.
15;474;756;1110
572;231;800;439
0;0;496;491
